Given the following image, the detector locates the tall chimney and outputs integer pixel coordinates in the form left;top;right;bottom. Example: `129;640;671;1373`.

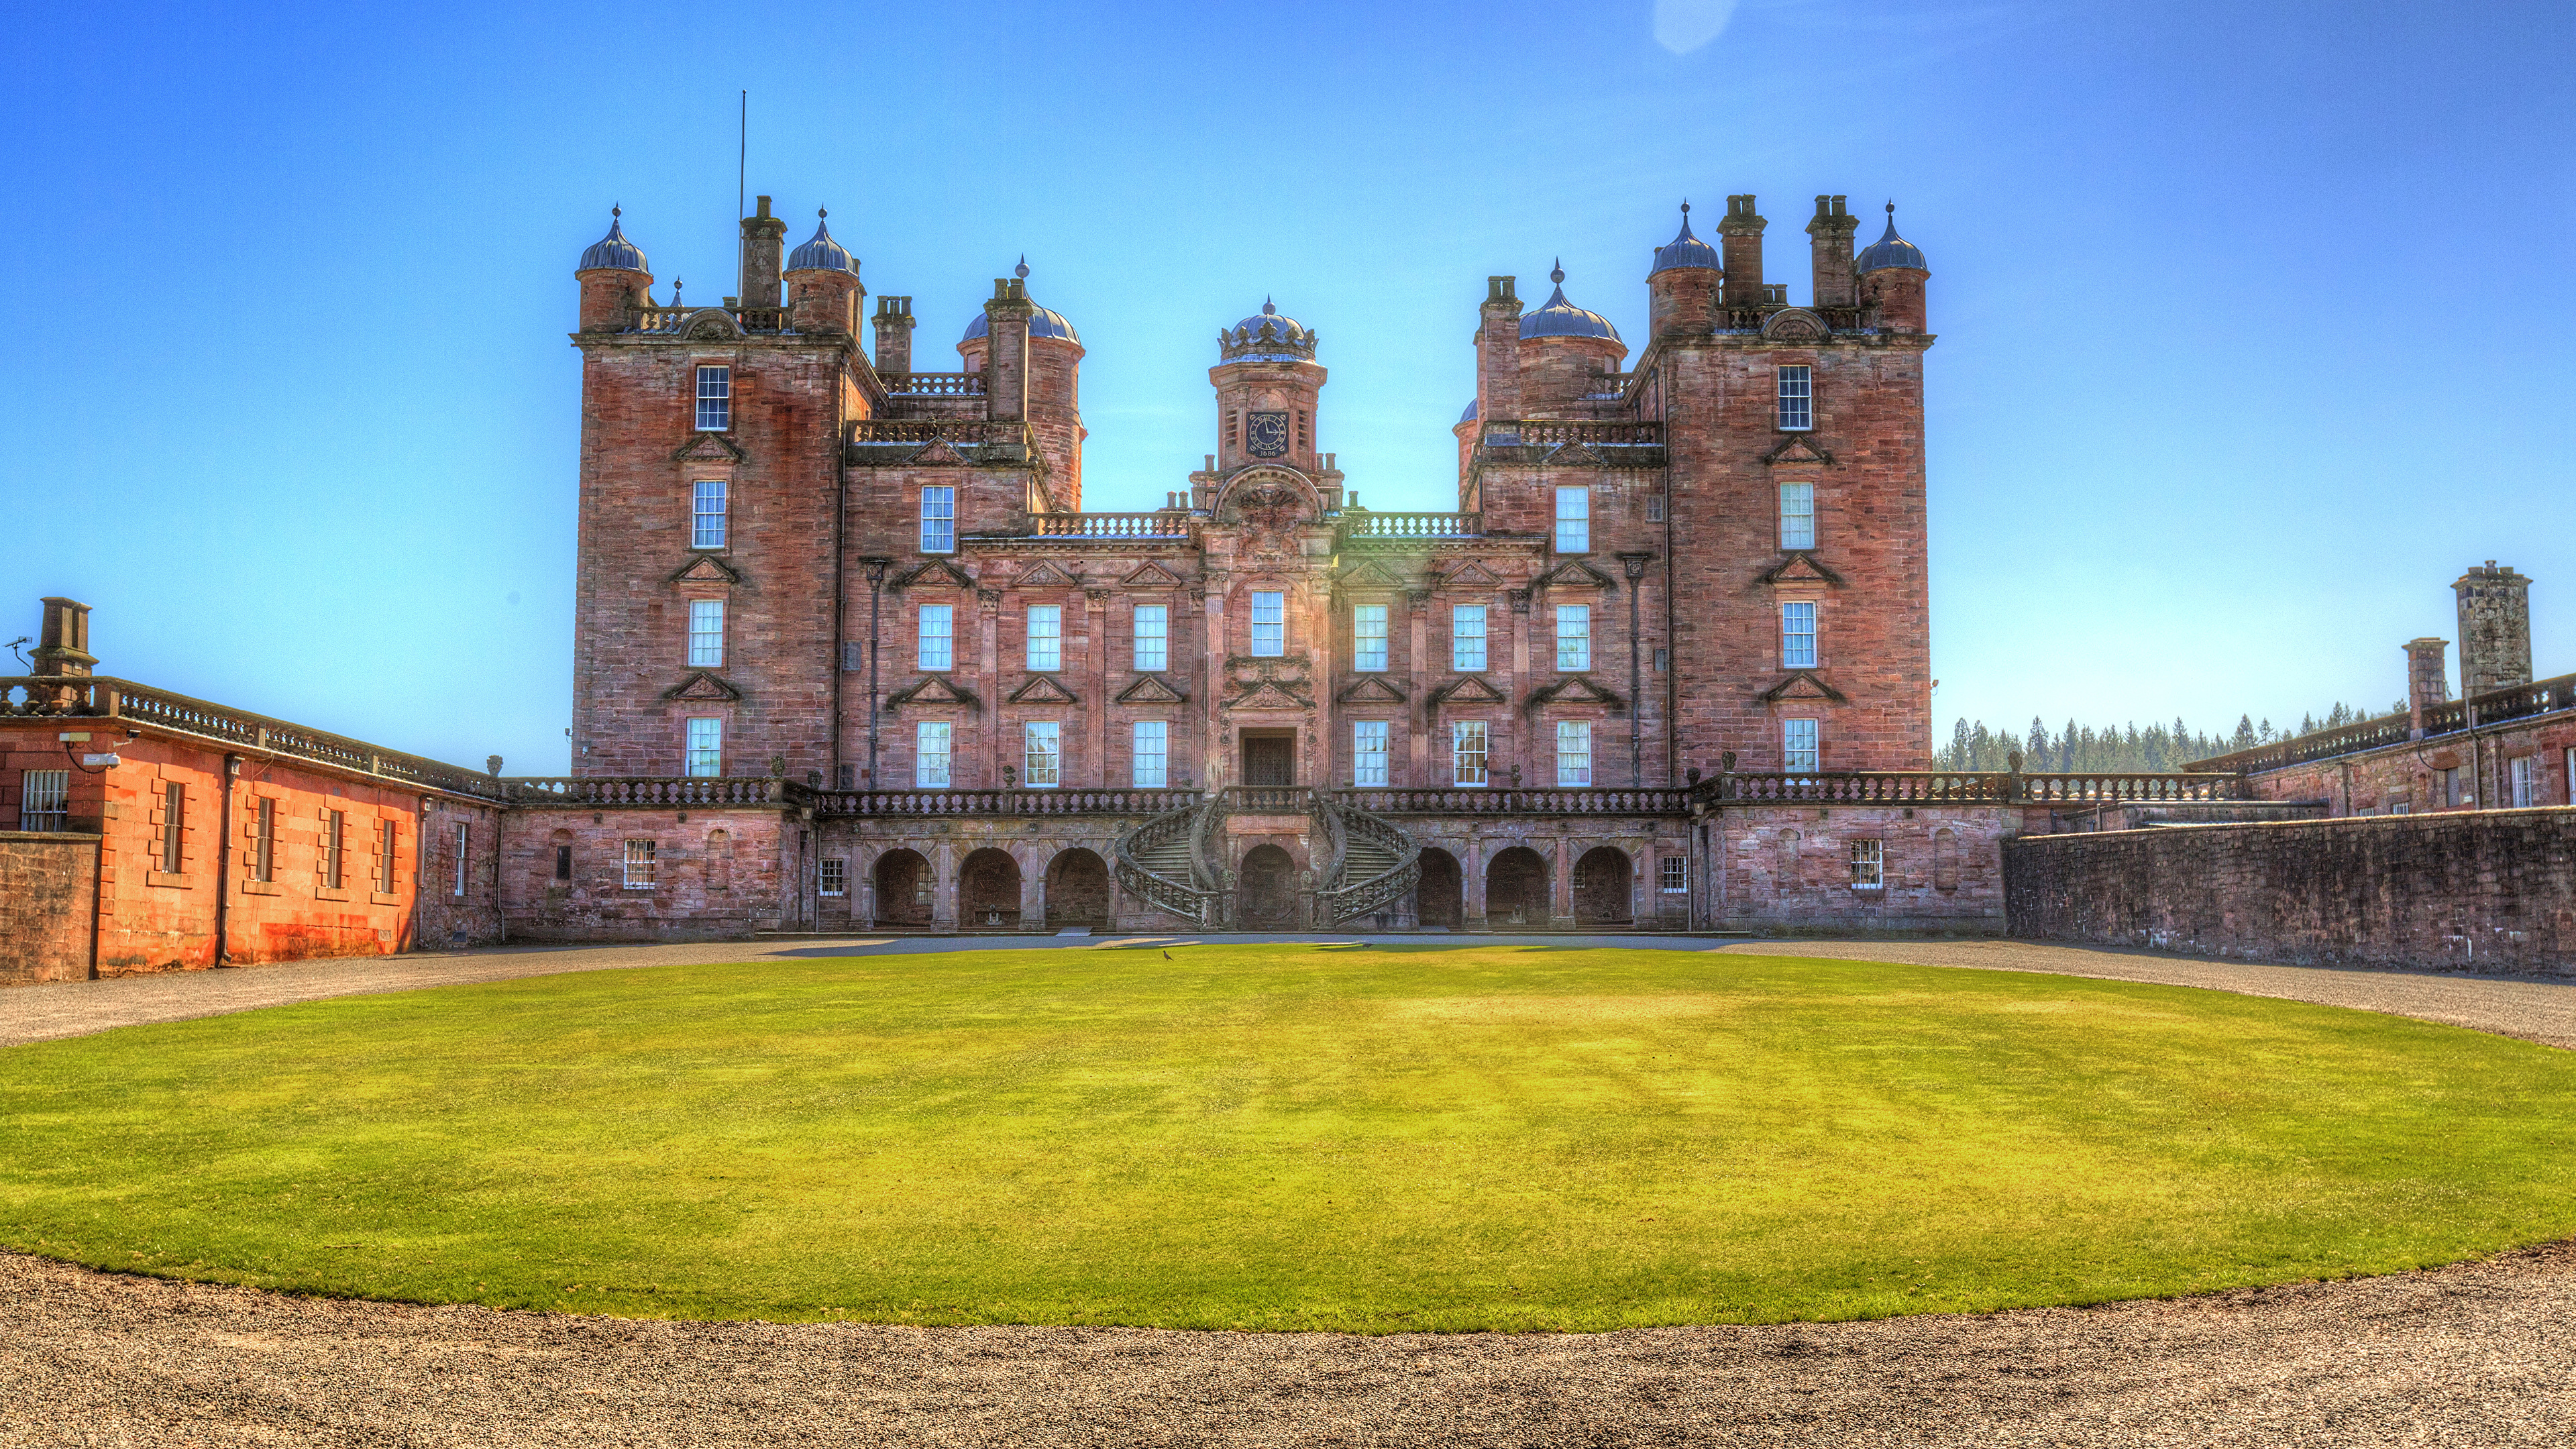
739;195;786;309
2403;637;2449;734
2454;561;2532;699
1476;276;1523;427
32;598;95;678
983;274;1034;421
1806;195;1858;307
873;296;916;376
1718;195;1766;307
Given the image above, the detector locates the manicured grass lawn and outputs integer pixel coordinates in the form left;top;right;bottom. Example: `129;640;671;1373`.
2;945;2571;1331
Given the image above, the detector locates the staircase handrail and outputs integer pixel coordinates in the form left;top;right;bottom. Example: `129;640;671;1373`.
1112;800;1222;928
1317;797;1422;925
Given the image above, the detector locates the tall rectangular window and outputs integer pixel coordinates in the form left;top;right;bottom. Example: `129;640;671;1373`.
1849;839;1884;889
1776;365;1813;431
1452;720;1490;787
323;808;345;888
1133;604;1168;671
161;782;185;874
19;769;66;831
1353;720;1390;787
1026;605;1063;671
1659;856;1689;894
1556;720;1593;786
1783;718;1819;775
688;599;725;667
1352;604;1388;671
918;604;953;671
691;480;727;549
2440;765;2465;808
916;721;953;788
1554;486;1590;553
2510;755;2538;808
1781;601;1818;668
1023;721;1062;787
1778;481;1815;550
253;797;275;882
623;839;657;890
1452;605;1487;671
453;820;470;896
2567;748;2575;805
684;717;722;777
376;818;398;894
694;365;731;431
1132;720;1168;788
919;486;956;553
1556;605;1591;671
1249;591;1285;656
553;842;572;882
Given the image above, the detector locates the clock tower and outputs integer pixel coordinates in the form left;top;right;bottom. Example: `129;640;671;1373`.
1208;299;1328;477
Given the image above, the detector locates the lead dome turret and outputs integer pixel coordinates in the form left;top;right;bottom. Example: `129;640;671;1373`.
574;206;654;332
1219;298;1315;361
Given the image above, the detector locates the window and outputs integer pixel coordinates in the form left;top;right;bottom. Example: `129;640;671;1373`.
2510;755;2538;808
623;839;657;890
453;821;471;895
1849;839;1884;890
1779;482;1815;550
1133;604;1167;671
553;843;572;882
684;717;722;777
1249;591;1285;656
1784;718;1819;775
1556;720;1593;786
1452;720;1489;787
1654;647;1669;673
376;819;398;894
694;365;731;431
253;797;275;881
1555;486;1589;553
1132;720;1169;788
19;769;66;831
1023;721;1062;787
1026;605;1062;671
161;782;185;874
688;598;725;667
1452;605;1488;671
2440;765;2467;808
323;808;345;888
918;604;953;671
1659;856;1689;894
1226;411;1239;449
820;858;848;898
1353;720;1389;786
691;480;727;549
1353;604;1388;671
919;486;956;553
1646;494;1665;523
2568;749;2575;805
1296;409;1310;453
916;721;952;788
1781;601;1817;668
1556;605;1591;671
1776;365;1813;431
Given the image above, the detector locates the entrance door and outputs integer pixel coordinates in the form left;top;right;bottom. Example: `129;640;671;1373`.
1242;732;1295;786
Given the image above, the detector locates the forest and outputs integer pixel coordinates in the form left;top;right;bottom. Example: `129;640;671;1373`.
1935;700;2406;773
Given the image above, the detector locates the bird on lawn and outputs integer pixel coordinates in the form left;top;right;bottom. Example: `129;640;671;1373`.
1163;949;1173;959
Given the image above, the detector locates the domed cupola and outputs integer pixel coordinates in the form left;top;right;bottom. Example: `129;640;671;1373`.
577;207;649;273
786;208;857;274
961;258;1080;343
1219;298;1316;361
1856;203;1928;274
1458;398;1479;425
1648;201;1721;276
1517;262;1621;342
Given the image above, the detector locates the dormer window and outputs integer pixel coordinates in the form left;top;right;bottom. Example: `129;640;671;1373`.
695;366;731;431
1776;366;1812;431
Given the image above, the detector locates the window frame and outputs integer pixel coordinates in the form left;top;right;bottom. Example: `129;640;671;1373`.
19;768;67;832
694;364;731;432
1783;718;1820;776
1556;604;1592;672
1132;719;1169;788
1555;719;1593;786
1132;604;1169;672
253;796;276;882
1848;838;1884;890
453;820;470;897
916;720;953;788
1022;720;1063;788
1780;600;1819;669
1778;480;1816;550
1452;604;1488;672
820;858;848;898
684;716;723;777
918;485;957;553
161;781;184;874
1776;364;1813;431
1352;720;1390;788
687;598;725;668
323;808;345;889
1554;485;1590;553
917;603;954;672
1658;856;1689;894
1352;603;1389;672
1248;590;1285;657
623;839;657;890
376;818;398;895
1451;720;1490;788
2510;754;2538;808
1025;604;1063;672
690;480;728;549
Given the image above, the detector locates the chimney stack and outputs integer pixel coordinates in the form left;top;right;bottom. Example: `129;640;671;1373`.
2403;637;2449;734
2454;561;2532;699
31;598;95;678
1476;276;1524;426
739;195;786;309
873;297;916;376
983;275;1034;421
1718;195;1766;307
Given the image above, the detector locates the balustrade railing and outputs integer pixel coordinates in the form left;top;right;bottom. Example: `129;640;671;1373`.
849;419;1032;446
1701;771;2246;804
498;776;786;808
1336;786;1692;815
1221;785;1313;813
1580;372;1635;401
878;372;986;396
2193;670;2576;774
1112;800;1221;928
808;786;1201;816
1343;511;1485;539
1317;798;1422;924
627;305;790;335
1027;512;1191;539
1479;420;1664;449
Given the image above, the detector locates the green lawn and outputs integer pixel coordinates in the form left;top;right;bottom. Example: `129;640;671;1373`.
1;945;2571;1331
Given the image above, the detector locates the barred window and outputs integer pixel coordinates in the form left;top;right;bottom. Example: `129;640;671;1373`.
1781;601;1817;669
1556;720;1593;786
1776;365;1812;431
323;808;345;888
695;365;731;431
1353;604;1388;671
820;858;848;898
1779;482;1815;550
916;721;953;788
623;839;657;890
1132;720;1168;788
919;486;956;553
1249;591;1285;656
688;599;725;667
161;782;185;874
254;797;276;882
691;480;727;549
1452;720;1489;787
1556;605;1591;671
1784;718;1819;775
1133;604;1168;671
1023;721;1062;787
1849;839;1884;890
684;717;722;777
19;769;66;831
1026;605;1063;672
1659;856;1688;894
918;604;953;671
1452;605;1488;671
1353;720;1389;787
1554;486;1589;553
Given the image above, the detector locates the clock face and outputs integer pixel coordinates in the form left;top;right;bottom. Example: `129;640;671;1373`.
1246;411;1290;458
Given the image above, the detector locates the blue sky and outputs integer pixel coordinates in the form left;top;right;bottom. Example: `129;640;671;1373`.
6;0;2571;773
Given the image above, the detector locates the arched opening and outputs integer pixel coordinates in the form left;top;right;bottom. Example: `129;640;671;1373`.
873;849;933;926
1236;844;1298;930
1573;846;1633;926
1414;847;1463;929
1933;828;1960;892
1485;846;1550;928
1044;847;1111;930
960;847;1024;929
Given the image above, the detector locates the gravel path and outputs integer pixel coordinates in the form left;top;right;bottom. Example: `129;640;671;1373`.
4;935;2573;1444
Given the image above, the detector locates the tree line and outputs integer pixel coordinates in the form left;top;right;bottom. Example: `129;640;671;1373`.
1937;700;2405;774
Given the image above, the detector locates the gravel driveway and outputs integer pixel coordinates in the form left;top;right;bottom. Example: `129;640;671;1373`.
3;936;2572;1446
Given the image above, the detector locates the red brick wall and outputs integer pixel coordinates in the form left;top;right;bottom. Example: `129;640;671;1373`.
1708;804;2006;931
0;832;97;984
501;805;788;941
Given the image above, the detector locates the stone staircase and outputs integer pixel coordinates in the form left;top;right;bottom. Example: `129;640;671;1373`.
1111;789;1419;929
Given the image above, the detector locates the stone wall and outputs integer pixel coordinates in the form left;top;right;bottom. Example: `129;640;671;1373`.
2004;808;2576;974
1705;804;2007;932
0;831;98;984
500;806;790;942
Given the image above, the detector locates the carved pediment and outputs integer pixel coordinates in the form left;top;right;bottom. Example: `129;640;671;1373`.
1762;435;1835;466
672;433;746;464
1121;561;1186;590
1760;307;1831;343
913;439;969;466
1536;559;1616;590
1336;559;1407;592
1226;678;1314;711
661;672;741;702
894;557;976;592
1438;559;1504;590
886;675;979;713
668;553;743;586
1014;561;1079;590
1759;670;1848;703
1116;674;1188;704
1007;674;1082;705
1755;551;1847;588
1428;676;1507;709
1338;676;1409;704
1544;442;1609;468
678;307;745;341
1529;676;1625;712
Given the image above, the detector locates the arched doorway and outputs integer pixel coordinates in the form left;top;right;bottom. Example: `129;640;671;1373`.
960;847;1024;929
1573;846;1633;926
873;849;933;926
1044;848;1111;930
1414;848;1463;929
1237;844;1298;930
1485;846;1550;928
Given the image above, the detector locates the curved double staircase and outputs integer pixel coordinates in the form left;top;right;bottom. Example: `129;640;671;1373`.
1112;788;1420;929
